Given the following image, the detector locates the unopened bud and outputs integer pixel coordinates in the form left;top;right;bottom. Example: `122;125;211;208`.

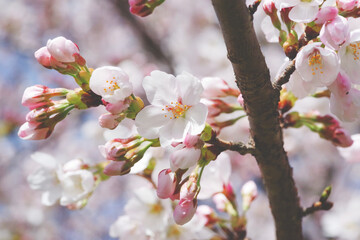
241;180;258;211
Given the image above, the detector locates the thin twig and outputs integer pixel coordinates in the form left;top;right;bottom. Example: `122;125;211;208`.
302;201;333;217
248;0;261;20
213;137;257;156
273;59;296;91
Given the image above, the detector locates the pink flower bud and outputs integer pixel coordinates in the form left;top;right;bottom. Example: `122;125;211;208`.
46;36;80;63
320;16;350;50
99;113;120;130
34;47;52;68
105;99;130;115
22;85;50;108
157;169;176;199
103;161;128;176
22;85;67;110
223;183;235;202
241;180;258;211
333;128;354;147
129;0;154;17
315;7;338;24
99;139;127;161
212;193;228;212
18;122;51;140
179;176;198;200
173;198;197;225
263;0;277;15
337;0;358;11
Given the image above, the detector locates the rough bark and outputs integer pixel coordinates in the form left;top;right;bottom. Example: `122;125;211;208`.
211;0;303;239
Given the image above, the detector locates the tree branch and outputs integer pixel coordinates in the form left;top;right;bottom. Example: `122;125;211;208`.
211;137;257;156
273;59;296;91
211;0;303;239
112;0;175;74
302;201;333;217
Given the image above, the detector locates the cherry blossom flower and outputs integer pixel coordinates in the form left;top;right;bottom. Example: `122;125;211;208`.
58;164;95;206
135;70;208;146
27;152;62;206
295;42;340;89
89;66;133;104
28;153;95;207
339;30;360;84
124;187;170;231
320;16;350;50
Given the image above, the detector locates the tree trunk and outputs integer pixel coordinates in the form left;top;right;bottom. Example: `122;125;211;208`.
211;0;303;239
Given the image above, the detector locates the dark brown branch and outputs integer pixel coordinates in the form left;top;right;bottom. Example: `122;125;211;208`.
112;0;175;74
211;0;303;239
273;59;296;91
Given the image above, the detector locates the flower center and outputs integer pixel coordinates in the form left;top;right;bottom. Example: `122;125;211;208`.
103;77;120;93
162;101;190;119
167;224;182;237
348;42;360;61
308;51;323;76
149;202;163;214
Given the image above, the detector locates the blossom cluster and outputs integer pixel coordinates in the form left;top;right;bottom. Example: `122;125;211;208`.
18;27;360;238
262;0;360;122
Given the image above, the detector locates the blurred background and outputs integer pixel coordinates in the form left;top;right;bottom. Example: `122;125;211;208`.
0;0;359;239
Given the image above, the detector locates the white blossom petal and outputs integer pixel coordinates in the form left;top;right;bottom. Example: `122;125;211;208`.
135;105;169;139
159;117;190;146
289;5;319;23
142;70;177;105
185;103;208;135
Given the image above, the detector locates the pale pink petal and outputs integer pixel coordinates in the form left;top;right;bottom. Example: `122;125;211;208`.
135;105;169;139
176;72;203;106
289;5;319;23
142;70;177;105
159;117;190;146
185;103;208;135
170;148;201;170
